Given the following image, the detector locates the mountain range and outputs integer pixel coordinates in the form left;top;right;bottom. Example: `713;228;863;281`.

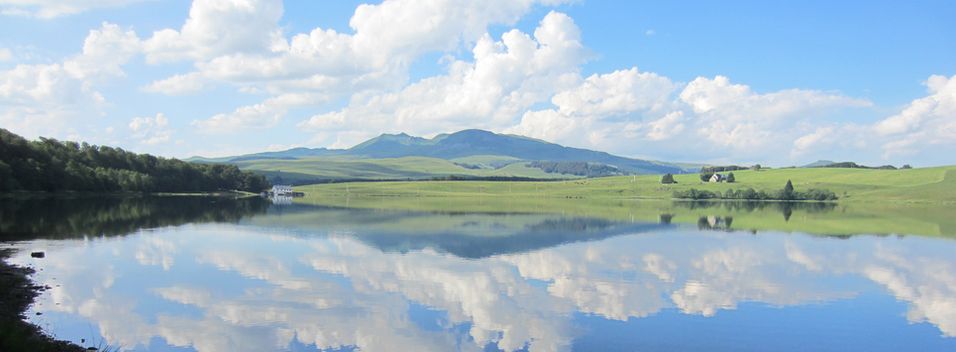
190;129;696;184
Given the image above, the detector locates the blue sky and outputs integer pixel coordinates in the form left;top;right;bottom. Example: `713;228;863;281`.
0;0;953;166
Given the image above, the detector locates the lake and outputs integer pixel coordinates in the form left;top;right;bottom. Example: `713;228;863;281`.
2;195;956;351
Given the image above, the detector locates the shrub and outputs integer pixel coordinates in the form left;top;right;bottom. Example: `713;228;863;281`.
673;182;837;201
661;173;676;184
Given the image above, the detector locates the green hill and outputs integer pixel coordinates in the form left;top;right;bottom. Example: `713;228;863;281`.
191;129;693;183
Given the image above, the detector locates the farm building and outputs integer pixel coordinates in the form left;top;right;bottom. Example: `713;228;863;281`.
709;173;726;183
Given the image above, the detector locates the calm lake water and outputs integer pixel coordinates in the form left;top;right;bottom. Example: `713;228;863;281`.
3;196;956;351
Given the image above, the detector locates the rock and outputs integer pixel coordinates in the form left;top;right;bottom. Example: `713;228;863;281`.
30;251;45;258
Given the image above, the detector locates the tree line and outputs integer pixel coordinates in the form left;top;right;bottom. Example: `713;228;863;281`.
672;180;838;201
815;161;910;170
527;161;625;177
0;129;269;193
699;165;751;173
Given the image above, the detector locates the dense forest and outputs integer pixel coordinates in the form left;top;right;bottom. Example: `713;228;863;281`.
0;129;269;193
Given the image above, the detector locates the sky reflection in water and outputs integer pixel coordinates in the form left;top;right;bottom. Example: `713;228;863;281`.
8;199;956;352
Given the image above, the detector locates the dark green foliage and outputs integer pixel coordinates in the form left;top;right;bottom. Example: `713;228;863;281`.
0;196;269;241
672;189;720;199
527;161;625;177
660;173;676;184
700;165;749;173
673;181;837;201
0;129;269;193
752;164;762;171
902;164;913;169
727;172;735;183
816;161;899;170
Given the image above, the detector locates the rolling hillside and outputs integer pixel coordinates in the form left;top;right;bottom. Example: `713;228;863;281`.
191;129;693;183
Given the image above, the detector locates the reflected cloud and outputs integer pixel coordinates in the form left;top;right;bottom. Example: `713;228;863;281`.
11;210;956;351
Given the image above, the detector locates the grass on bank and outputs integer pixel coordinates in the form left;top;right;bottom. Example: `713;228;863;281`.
295;166;956;204
291;166;956;238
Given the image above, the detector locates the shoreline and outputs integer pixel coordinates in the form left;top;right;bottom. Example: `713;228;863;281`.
0;249;84;352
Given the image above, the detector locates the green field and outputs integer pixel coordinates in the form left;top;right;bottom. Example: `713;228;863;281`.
290;166;956;238
295;166;956;203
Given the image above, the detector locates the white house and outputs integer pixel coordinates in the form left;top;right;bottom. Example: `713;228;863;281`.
271;185;294;195
709;173;726;183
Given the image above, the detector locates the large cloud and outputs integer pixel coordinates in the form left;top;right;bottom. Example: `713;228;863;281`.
874;74;956;158
0;22;140;138
153;0;575;133
299;11;587;147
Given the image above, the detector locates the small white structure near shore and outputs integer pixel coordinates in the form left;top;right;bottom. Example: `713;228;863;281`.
271;185;294;195
264;185;304;199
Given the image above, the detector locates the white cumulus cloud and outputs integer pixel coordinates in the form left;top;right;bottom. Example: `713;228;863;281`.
300;11;587;147
129;112;172;145
874;74;956;158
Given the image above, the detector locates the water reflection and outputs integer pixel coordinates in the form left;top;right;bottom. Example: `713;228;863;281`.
675;200;836;227
5;198;956;352
0;195;269;240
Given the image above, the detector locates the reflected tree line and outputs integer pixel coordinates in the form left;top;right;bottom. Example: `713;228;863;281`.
659;201;839;232
675;200;836;214
0;196;269;241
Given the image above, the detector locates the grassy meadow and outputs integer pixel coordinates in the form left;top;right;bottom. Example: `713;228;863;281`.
295;165;956;203
290;166;956;238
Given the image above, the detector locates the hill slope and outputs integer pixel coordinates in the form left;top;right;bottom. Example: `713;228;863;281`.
193;129;691;183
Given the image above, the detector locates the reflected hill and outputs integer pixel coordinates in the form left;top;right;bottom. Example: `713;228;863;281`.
246;203;672;258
